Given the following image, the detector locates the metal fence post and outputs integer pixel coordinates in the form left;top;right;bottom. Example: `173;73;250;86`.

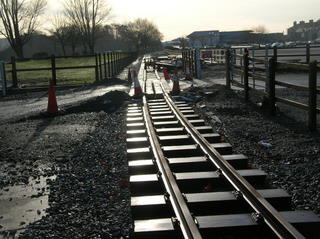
268;57;276;115
225;49;231;89
195;48;201;79
11;56;18;88
51;55;57;85
99;53;103;80
0;61;7;96
95;53;99;81
107;52;111;78
243;49;249;101
308;60;317;131
112;52;116;77
103;53;107;78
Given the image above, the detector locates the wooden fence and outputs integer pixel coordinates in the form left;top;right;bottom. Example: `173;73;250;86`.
225;48;319;131
6;51;137;88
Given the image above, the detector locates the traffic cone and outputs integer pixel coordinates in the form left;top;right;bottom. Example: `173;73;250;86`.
171;68;180;95
133;70;143;97
185;63;192;81
128;68;132;84
163;67;171;81
47;81;59;114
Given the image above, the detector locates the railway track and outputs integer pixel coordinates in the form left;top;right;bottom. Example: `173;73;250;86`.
126;62;320;238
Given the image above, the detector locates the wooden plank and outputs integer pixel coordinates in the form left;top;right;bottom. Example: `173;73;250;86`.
249;72;267;82
275;81;310;91
277;62;309;71
276;97;309;111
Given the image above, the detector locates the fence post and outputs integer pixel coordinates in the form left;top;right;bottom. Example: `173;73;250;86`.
99;53;103;80
273;46;277;65
182;51;185;72
51;55;57;85
225;49;231;89
308;60;317;131
0;61;7;96
95;53;99;81
306;43;310;64
103;53;107;78
107;52;111;78
243;49;249;101
112;52;116;77
116;52;119;74
11;56;18;88
268;57;276;115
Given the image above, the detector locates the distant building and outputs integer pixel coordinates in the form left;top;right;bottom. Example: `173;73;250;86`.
187;31;220;48
186;30;281;47
287;19;320;41
219;31;252;44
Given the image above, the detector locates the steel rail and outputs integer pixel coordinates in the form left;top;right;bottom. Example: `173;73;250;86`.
159;82;305;239
141;71;202;239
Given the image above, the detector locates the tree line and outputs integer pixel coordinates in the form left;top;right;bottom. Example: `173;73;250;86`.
0;0;163;58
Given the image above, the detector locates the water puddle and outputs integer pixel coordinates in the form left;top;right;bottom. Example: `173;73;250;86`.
0;175;56;238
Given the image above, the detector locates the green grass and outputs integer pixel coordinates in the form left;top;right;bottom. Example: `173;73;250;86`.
5;56;101;87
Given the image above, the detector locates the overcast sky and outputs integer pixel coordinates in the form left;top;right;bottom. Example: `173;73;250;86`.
47;0;320;41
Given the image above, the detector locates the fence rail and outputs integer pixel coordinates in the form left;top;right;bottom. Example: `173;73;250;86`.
5;51;137;88
225;48;319;131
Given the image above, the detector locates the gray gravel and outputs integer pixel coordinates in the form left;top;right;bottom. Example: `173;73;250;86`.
0;90;132;238
187;84;320;216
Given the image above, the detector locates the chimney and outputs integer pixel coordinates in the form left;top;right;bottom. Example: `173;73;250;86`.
309;19;314;24
293;21;297;26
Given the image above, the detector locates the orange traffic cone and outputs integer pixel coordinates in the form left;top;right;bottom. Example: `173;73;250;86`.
47;81;59;114
128;68;132;84
133;70;143;97
163;67;171;81
185;63;192;81
171;68;180;94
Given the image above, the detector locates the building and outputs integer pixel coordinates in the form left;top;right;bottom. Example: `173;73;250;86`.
287;19;320;41
187;30;270;47
219;31;252;45
187;31;220;48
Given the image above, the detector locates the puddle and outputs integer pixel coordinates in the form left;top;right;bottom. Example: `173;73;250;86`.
0;175;56;238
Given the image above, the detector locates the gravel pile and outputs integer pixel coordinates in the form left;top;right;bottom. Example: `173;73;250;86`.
0;91;132;238
185;84;320;215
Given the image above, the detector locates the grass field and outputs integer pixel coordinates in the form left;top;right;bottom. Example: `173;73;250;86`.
5;56;103;87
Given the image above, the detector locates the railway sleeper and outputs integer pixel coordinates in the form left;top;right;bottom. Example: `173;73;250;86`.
133;211;320;239
162;143;233;157
129;169;267;196
131;189;291;220
128;154;248;175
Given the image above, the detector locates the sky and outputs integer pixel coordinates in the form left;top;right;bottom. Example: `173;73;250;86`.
47;0;320;41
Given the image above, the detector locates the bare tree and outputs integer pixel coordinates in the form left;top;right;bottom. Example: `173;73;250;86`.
49;15;81;56
49;14;69;56
0;0;47;58
126;18;163;53
63;0;111;54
